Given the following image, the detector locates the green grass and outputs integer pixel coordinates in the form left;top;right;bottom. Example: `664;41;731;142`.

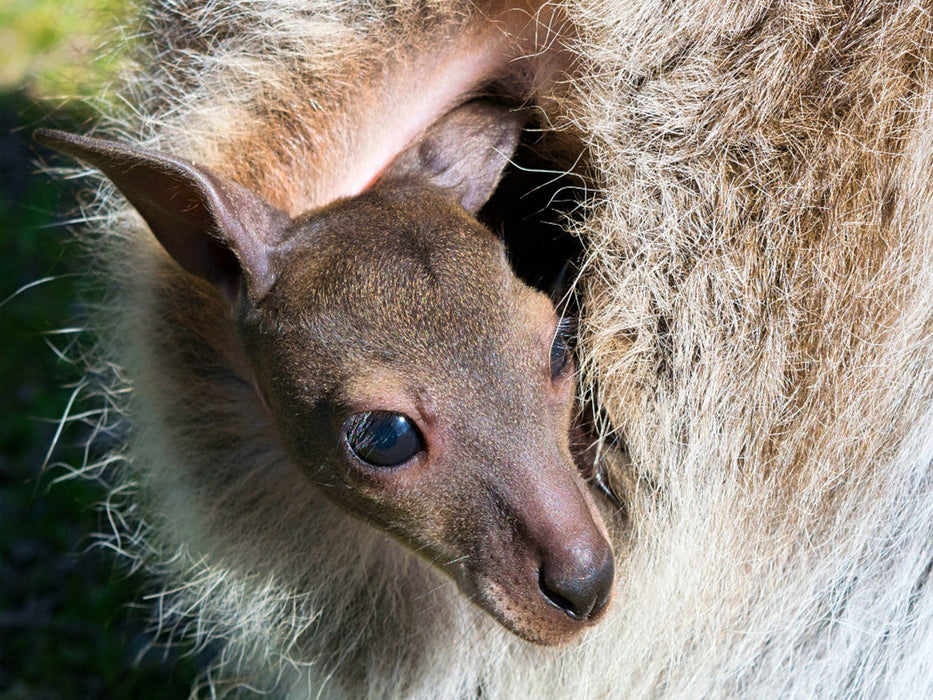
0;0;130;98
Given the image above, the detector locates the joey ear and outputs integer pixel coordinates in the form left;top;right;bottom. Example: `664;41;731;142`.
378;100;525;215
34;129;288;302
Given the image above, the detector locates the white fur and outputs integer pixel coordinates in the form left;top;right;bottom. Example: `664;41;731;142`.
62;0;933;696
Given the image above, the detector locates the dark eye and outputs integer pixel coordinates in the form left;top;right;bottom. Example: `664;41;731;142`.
343;411;425;467
549;326;572;380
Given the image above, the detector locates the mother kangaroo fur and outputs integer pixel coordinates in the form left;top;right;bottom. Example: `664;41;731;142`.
53;0;933;697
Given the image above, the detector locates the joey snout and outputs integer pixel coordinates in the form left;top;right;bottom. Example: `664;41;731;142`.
447;455;614;646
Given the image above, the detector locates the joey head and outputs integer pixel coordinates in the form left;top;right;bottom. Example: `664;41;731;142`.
35;99;613;645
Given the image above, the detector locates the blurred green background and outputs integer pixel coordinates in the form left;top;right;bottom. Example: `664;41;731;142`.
0;1;203;696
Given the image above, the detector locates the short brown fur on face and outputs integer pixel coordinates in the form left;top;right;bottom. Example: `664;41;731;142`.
240;183;613;644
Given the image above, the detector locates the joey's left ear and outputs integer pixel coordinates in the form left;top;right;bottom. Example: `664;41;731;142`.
378;100;525;214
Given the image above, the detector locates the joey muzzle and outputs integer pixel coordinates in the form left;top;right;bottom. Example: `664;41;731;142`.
460;453;614;645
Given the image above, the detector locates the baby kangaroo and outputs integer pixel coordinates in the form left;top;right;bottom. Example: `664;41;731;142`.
36;99;613;645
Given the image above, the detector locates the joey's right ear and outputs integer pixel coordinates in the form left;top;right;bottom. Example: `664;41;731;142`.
35;129;289;302
377;100;525;215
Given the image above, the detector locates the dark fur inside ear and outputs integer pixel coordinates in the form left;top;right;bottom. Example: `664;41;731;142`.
35;129;288;301
377;100;525;214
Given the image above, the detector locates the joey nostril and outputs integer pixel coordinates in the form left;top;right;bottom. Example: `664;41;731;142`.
538;544;614;621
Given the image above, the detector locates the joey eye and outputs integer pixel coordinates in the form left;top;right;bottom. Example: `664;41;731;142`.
549;326;572;380
343;411;425;467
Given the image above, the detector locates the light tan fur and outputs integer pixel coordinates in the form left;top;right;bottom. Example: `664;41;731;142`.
54;0;933;696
